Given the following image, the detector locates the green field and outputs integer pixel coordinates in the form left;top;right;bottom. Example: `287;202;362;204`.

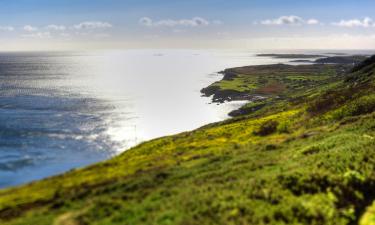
1;57;375;225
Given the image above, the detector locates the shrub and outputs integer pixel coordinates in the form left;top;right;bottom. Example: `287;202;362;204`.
331;94;375;120
264;144;278;151
307;89;352;115
343;170;365;185
255;120;279;136
277;121;291;133
349;95;375;116
301;145;321;155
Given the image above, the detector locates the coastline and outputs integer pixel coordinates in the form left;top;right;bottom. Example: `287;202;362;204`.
1;54;375;224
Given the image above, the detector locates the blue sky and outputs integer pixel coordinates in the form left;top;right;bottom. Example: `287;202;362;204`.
0;0;374;50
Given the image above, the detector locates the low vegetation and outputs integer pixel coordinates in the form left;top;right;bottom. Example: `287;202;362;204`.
1;56;375;225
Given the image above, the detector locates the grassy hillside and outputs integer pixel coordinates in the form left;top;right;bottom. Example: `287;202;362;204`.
1;56;375;225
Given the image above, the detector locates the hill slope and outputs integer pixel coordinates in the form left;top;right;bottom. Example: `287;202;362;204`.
1;56;375;225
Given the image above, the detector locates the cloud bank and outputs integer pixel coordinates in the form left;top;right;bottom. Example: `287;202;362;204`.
18;21;113;39
24;25;38;32
22;32;51;39
73;21;113;30
139;17;218;27
332;17;375;28
46;25;66;31
259;16;320;26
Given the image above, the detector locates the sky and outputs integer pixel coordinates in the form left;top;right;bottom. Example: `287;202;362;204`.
0;0;374;51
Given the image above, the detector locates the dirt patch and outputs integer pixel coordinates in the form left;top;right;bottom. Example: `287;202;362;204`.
256;82;286;95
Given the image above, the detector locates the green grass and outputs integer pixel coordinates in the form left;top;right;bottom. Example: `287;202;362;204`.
1;57;375;225
213;75;259;92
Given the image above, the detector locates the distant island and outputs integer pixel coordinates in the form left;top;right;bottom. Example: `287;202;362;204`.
1;55;375;225
258;53;368;64
324;52;348;56
256;53;325;58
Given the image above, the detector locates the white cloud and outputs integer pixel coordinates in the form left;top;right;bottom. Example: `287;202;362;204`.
307;19;320;25
46;24;66;31
18;22;114;40
260;16;320;26
22;32;51;39
0;26;14;31
139;17;153;27
332;17;374;28
139;17;213;27
73;21;113;30
24;25;38;32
